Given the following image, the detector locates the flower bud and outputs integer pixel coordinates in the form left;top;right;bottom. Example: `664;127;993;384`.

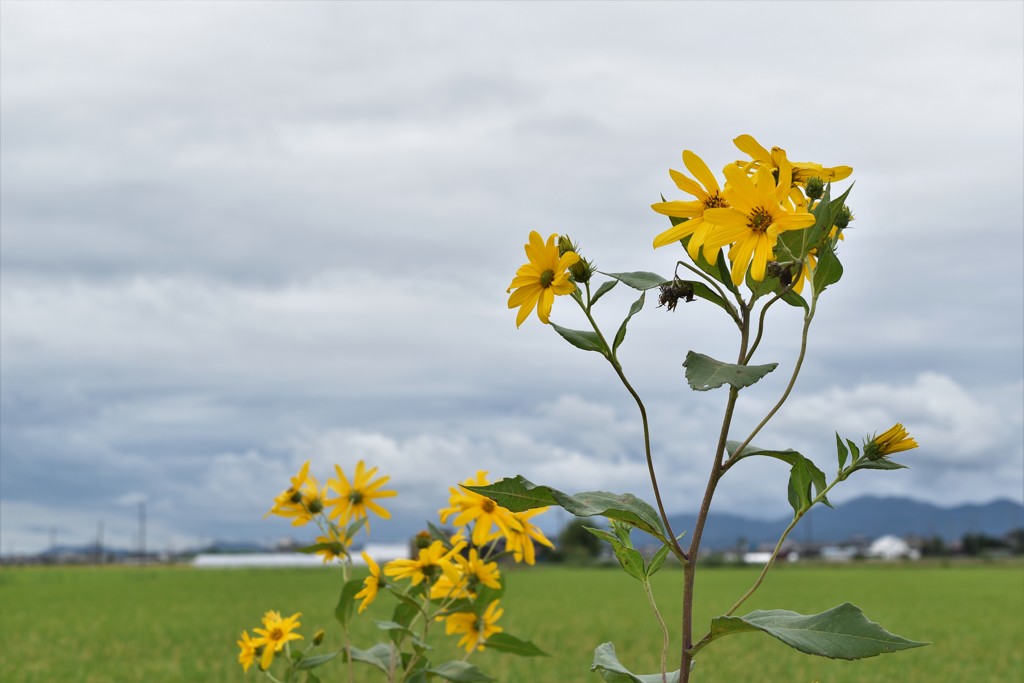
805;177;825;201
863;423;917;461
558;233;595;283
313;629;326;646
834;205;854;230
414;530;432;549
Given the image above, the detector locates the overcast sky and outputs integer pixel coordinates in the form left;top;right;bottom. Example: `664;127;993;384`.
2;1;1022;555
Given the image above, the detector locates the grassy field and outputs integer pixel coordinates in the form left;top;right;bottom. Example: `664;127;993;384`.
1;562;1021;682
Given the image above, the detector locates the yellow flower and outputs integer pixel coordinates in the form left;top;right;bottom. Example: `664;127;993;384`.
650;150;729;261
445;600;505;653
266;461;328;527
236;630;258;672
866;423;918;460
702;164;816;286
326;460;397;530
733;134;852;186
506;231;580;327
314;526;350;564
439;471;522;546
354;551;383;613
430;548;502;600
504;508;554;565
384;539;465;587
252;611;303;670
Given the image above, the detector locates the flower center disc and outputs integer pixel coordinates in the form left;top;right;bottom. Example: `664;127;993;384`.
539;270;555;288
748;207;773;232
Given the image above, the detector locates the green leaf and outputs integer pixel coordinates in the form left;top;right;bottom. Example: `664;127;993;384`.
835;433;849;471
745;268;782;300
610;519;633;546
426;520;453;546
613;292;646;352
603;271;670;291
612;541;646;582
780;289;809;312
466;476;667;542
679;279;735;317
295;542;346;556
584;526;619;546
709;603;928;660
591;642;682;683
295;652;339;670
334;579;364;628
550;322;607;355
484;632;549;657
427;661;496;682
853;458;909;472
683;352;777;392
846;439;861;462
726;442;830;512
812;241;843;293
306;671;322;683
787;459;815;513
802;183;834;254
344;643;400;674
645;544;671;577
589;279;618;307
680;235;738;296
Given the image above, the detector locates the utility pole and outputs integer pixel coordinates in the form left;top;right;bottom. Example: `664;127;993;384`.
95;520;104;565
138;501;146;565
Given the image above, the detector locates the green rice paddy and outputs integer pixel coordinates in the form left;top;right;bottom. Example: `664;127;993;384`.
1;562;1020;682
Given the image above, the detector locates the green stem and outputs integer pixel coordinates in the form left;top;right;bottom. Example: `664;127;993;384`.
642;577;671;683
743;279;798;364
721;292;818;475
575;296;687;562
679;302;750;682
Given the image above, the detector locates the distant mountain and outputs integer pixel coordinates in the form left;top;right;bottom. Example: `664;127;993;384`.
665;496;1024;551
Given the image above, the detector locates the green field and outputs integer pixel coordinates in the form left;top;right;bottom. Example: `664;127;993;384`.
1;562;1021;682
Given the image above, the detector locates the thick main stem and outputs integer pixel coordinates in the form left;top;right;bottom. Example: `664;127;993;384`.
679;306;749;682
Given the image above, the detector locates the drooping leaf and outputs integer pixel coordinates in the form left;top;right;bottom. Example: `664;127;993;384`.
484;632;549;657
683;352;777;392
591;642;682;683
550;323;607;355
603;271;670;291
589;279;618;307
427;661;496;682
726;442;831;512
466;476;667;541
613;292;646;352
334;579;364;628
709;603;927;660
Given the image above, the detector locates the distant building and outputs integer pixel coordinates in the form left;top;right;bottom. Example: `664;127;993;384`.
867;535;921;560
